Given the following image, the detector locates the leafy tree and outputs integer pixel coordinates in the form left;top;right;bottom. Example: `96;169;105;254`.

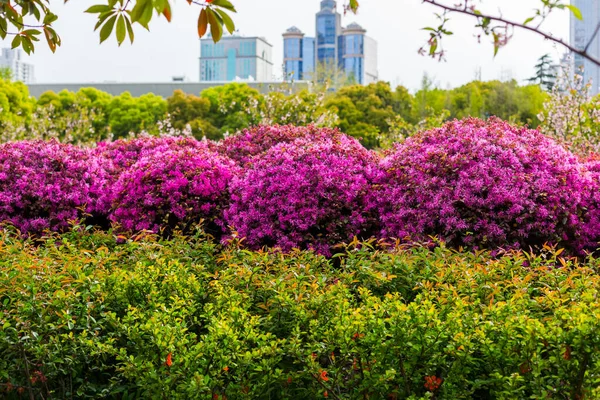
166;89;219;140
527;54;558;91
200;83;263;136
0;76;35;128
105;92;167;138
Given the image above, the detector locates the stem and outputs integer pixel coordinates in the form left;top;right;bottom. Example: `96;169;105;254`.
422;0;600;67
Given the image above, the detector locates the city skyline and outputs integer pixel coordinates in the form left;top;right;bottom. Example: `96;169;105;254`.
283;1;378;85
6;0;571;91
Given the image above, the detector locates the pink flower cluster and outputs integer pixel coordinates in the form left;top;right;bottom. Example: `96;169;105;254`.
226;133;378;255
0;141;104;235
3;120;600;255
372;117;587;250
217;124;339;165
92;136;205;215
110;142;237;235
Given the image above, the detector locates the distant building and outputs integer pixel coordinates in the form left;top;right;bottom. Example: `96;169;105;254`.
339;22;378;84
199;34;273;82
283;0;378;85
0;48;34;83
283;27;315;80
570;0;600;94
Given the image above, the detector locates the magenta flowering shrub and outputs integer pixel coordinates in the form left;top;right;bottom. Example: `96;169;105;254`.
578;161;600;252
373;117;586;249
110;144;237;236
226;134;378;255
92;136;208;215
217;124;339;165
0;141;103;235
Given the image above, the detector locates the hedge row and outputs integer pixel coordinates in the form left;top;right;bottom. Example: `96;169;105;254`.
1;118;599;255
1;230;599;398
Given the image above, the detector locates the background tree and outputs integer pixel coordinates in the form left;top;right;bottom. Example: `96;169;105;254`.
528;54;558;91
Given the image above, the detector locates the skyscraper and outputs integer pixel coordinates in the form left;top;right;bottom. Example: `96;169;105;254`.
200;34;273;82
570;0;600;94
283;0;378;85
283;27;315;80
0;48;34;83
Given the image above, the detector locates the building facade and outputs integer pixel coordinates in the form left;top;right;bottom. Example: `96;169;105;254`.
200;35;273;82
570;0;600;94
0;48;34;83
283;27;315;80
283;0;378;85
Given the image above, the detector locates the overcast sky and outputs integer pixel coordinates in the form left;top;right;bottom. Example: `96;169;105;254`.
12;0;570;91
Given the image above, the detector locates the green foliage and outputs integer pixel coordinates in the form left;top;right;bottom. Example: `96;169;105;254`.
0;78;35;129
167;89;219;140
200;83;264;136
106;92;167;138
1;230;600;399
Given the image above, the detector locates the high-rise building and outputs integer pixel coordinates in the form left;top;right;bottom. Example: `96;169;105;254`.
339;23;378;84
0;48;34;83
283;0;378;85
570;0;600;94
316;0;342;67
200;34;273;82
283;27;315;80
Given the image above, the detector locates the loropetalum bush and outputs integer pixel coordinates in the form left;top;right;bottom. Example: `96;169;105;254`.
0;140;104;234
110;143;237;236
217;124;340;165
373;117;587;250
226;133;378;255
2;232;600;399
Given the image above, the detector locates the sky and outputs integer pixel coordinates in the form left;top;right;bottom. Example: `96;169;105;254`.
10;0;571;91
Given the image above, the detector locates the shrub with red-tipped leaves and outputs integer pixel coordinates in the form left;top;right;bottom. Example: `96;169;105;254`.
110;143;237;236
92;136;209;215
0;141;104;235
218;124;340;165
226;133;378;256
372;117;586;250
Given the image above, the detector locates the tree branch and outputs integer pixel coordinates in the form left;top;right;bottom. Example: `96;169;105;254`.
584;21;600;53
422;0;600;67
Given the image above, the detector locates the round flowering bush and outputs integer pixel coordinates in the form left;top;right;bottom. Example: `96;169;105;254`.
226;134;379;256
92;136;207;215
0;140;103;235
578;162;600;252
110;144;237;236
373;117;586;250
218;124;339;165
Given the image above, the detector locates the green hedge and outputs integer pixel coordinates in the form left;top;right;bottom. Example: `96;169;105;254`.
1;231;599;399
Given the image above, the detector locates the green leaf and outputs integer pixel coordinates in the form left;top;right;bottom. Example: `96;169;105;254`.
206;8;223;42
99;14;117;43
116;14;126;45
215;8;235;34
130;0;149;23
85;4;113;14
94;11;114;31
124;15;135;43
210;0;236;12
11;34;21;49
523;16;535;25
566;5;583;20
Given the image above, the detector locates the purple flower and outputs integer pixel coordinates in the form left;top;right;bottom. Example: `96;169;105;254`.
225;132;378;256
371;117;587;250
109;142;238;236
0;140;104;235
